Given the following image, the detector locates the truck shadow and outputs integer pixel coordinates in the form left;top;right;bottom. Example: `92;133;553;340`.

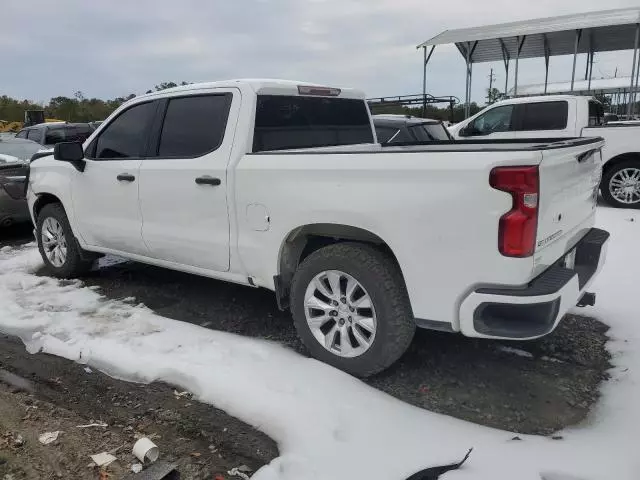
69;257;611;436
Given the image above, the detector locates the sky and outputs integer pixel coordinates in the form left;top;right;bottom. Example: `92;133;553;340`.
2;0;640;105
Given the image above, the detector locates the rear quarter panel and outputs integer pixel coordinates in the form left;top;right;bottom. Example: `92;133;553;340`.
234;148;545;328
583;125;640;163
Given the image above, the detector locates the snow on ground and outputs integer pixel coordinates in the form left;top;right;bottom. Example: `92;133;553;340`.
0;206;638;480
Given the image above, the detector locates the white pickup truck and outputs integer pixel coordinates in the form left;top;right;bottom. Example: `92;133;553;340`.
27;79;609;376
449;94;640;208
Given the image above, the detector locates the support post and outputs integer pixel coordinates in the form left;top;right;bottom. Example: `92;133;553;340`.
587;33;594;91
464;44;470;118
571;29;582;92
422;45;435;117
422;46;427;117
588;51;594;91
543;34;550;94
514;36;526;97
464;41;477;118
628;24;640;117
499;38;510;96
633;49;640;117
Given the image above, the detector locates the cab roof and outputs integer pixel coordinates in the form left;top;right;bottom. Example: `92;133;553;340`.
136;79;367;101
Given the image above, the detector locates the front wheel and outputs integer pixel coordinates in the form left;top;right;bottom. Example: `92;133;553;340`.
290;243;415;377
601;160;640;208
36;203;94;278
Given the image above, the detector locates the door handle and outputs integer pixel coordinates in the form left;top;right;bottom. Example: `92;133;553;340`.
117;173;135;182
195;176;221;186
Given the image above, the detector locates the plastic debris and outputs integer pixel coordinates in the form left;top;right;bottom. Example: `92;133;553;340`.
172;390;190;398
131;463;143;474
227;468;250;480
38;431;61;445
133;437;159;463
12;434;24;447
84;367;93;373
190;452;201;458
90;452;117;467
76;422;108;429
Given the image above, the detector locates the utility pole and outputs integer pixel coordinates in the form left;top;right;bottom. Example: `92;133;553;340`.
486;68;496;104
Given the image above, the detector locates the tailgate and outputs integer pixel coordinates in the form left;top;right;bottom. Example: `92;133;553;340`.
535;139;604;263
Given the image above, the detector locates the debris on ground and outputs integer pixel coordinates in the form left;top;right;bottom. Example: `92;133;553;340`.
227;467;250;480
227;465;252;479
11;433;24;447
133;437;159;463
131;463;143;474
90;452;117;467
122;461;178;480
38;431;61;445
76;422;108;428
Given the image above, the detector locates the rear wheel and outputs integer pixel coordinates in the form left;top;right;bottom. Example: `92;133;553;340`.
290;243;415;377
36;203;94;278
601;160;640;208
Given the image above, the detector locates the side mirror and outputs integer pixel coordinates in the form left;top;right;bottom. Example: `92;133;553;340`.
54;142;85;172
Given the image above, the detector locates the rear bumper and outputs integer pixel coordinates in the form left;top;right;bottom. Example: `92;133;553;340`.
459;228;609;340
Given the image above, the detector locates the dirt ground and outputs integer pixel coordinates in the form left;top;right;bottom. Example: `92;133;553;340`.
0;336;277;480
0;224;613;479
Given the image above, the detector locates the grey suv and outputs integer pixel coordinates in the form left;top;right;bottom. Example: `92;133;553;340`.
15;123;94;147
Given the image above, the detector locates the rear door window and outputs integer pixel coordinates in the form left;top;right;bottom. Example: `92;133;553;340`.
375;126;399;143
27;128;44;144
589;101;604;127
45;128;65;145
253;95;374;152
91;102;157;159
156;94;232;158
67;125;94;143
408;123;451;141
519;101;568;131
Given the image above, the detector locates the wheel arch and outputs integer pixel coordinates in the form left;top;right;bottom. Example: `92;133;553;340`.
602;152;640;177
274;223;404;310
33;192;64;221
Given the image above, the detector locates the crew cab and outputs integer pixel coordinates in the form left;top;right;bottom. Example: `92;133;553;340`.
27;80;609;376
449;94;640;208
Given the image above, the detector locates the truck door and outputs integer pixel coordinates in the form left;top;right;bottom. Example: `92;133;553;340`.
512;100;571;139
138;89;240;272
455;104;517;140
72;100;158;255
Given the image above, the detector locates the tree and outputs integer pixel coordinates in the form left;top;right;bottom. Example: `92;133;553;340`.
486;88;504;105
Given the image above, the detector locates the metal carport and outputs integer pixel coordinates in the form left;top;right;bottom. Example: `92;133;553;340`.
417;8;640;117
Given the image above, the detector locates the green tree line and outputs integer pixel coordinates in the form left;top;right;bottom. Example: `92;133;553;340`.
0;82;190;123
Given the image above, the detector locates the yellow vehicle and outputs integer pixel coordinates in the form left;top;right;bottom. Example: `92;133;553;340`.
0;112;65;133
0;120;23;133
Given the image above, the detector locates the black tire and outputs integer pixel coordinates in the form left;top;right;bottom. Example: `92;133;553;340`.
601;160;640;209
290;242;415;377
36;203;94;278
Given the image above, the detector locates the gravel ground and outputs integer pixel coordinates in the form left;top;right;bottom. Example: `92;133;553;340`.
1;223;612;440
0;335;277;480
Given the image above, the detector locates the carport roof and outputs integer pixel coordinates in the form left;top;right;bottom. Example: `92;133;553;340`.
417;8;640;63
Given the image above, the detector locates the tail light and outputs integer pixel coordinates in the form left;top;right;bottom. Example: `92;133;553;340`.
490;166;539;257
